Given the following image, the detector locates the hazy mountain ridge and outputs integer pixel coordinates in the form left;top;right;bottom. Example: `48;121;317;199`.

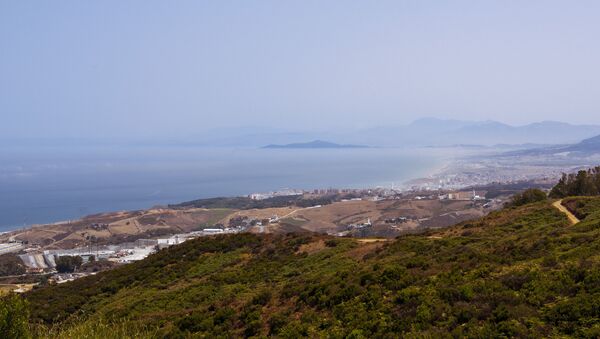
5;119;600;148
192;119;600;148
358;119;600;147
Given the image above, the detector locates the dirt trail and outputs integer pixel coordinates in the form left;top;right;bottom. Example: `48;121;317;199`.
355;238;392;243
552;200;580;225
280;208;303;219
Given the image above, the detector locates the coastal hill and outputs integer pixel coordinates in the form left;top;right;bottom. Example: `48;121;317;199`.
21;195;600;337
564;134;600;154
262;140;369;149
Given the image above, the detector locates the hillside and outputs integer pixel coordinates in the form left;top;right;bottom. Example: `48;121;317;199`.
564;134;600;154
502;133;600;159
19;197;600;337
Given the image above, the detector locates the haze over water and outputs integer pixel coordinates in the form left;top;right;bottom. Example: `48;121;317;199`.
0;146;447;231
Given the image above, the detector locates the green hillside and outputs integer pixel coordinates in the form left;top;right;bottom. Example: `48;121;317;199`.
13;198;600;337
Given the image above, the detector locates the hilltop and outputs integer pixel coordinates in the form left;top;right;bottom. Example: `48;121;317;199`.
17;195;600;337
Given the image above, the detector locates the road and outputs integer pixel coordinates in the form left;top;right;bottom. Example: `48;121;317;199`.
552;200;580;225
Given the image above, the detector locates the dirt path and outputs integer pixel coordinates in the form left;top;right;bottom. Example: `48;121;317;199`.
552;200;580;225
280;208;303;219
355;238;392;243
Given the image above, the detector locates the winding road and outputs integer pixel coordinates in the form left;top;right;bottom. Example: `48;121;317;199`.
552;200;580;225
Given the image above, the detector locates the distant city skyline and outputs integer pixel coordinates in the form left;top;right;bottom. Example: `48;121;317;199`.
2;1;600;139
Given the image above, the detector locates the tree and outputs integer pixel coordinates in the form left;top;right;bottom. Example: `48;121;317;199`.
0;294;31;339
55;256;83;273
549;174;569;198
508;189;547;207
549;167;600;198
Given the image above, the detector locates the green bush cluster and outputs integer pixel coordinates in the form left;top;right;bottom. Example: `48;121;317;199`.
170;195;337;210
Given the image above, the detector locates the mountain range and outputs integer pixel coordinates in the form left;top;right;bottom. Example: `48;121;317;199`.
179;118;600;148
347;119;600;147
8;119;600;149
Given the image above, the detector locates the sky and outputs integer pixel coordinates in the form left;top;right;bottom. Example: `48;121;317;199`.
2;1;600;139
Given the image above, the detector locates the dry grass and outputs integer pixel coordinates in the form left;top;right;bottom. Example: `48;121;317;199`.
297;239;327;254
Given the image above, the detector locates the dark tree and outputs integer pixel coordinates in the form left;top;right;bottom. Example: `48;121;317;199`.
549;167;600;198
55;256;83;273
509;188;547;207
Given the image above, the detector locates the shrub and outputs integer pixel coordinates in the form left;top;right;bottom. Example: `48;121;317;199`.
0;294;31;339
508;189;547;207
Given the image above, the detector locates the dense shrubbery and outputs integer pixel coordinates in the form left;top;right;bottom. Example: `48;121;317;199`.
562;196;600;221
170;195;337;210
550;166;600;198
508;188;547;207
23;198;600;337
0;294;30;339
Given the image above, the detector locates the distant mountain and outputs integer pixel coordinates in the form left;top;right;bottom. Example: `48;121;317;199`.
452;121;600;145
262;140;369;149
348;119;600;147
157;118;600;148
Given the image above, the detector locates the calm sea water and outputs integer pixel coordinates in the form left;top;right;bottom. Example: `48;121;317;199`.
0;146;450;231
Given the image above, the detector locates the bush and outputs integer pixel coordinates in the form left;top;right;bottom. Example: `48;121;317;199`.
0;294;31;339
325;239;339;247
508;189;547;207
55;256;83;273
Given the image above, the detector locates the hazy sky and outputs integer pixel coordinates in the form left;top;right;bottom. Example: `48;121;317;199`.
2;1;600;138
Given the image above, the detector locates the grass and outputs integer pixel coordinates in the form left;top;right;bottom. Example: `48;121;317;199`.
196;208;234;229
278;217;308;227
32;317;159;339
0;285;16;296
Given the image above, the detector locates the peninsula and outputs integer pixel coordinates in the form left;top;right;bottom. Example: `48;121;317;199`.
262;140;369;149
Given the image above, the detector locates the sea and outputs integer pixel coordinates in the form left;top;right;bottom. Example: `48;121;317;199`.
0;145;452;231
